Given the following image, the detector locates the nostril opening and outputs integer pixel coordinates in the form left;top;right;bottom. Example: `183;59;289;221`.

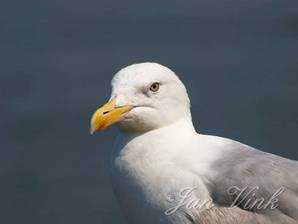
103;111;109;115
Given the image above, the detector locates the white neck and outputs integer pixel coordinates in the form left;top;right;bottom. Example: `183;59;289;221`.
120;116;195;141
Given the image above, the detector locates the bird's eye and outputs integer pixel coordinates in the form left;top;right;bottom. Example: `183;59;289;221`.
149;82;160;92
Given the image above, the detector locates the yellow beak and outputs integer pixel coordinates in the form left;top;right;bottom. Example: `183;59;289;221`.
90;99;133;134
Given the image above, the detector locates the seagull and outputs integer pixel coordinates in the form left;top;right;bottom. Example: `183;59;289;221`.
90;63;298;224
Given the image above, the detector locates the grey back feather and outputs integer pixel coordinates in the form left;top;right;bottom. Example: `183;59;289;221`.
192;206;297;224
190;139;298;223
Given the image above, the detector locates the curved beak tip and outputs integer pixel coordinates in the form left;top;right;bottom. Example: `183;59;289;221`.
89;127;95;135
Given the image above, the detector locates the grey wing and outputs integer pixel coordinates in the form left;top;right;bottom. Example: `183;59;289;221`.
206;140;298;223
189;206;297;224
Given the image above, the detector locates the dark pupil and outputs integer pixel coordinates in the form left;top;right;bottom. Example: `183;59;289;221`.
151;83;158;91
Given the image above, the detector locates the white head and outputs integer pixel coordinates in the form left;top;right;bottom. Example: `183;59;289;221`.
90;62;192;133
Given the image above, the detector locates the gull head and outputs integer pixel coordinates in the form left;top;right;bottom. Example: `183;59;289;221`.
90;62;191;133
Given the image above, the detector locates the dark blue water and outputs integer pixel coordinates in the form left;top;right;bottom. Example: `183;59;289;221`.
1;0;297;223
